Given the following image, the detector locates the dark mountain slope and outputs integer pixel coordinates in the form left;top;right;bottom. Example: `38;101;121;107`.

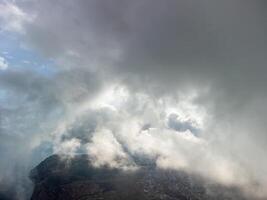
30;155;253;200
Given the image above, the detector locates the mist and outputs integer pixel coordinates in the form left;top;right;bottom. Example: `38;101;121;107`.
0;0;267;199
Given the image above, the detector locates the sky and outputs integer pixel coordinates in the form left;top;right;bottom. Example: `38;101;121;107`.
0;0;267;199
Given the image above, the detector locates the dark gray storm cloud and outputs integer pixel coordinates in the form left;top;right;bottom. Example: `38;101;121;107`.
1;0;267;199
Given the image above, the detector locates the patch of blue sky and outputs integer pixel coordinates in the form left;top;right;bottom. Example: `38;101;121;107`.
0;31;58;76
0;89;7;102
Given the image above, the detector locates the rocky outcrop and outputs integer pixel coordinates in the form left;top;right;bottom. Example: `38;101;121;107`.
30;155;250;200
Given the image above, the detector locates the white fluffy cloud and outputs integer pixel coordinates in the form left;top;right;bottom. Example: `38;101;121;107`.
0;2;32;33
43;85;263;197
1;0;267;199
0;56;8;70
86;129;134;169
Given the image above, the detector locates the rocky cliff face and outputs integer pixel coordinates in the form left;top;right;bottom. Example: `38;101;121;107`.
29;155;250;200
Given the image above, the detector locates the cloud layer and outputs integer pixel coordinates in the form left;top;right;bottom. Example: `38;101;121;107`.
1;0;267;199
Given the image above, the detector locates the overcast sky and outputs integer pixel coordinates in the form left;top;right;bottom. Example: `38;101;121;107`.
0;0;267;199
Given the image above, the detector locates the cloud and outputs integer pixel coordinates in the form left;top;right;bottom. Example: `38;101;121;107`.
53;138;81;157
86;129;135;169
1;0;267;199
0;68;103;199
0;1;32;33
0;56;8;70
45;86;258;194
167;113;200;134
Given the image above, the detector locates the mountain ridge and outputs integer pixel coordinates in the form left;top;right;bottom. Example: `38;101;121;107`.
28;154;257;200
